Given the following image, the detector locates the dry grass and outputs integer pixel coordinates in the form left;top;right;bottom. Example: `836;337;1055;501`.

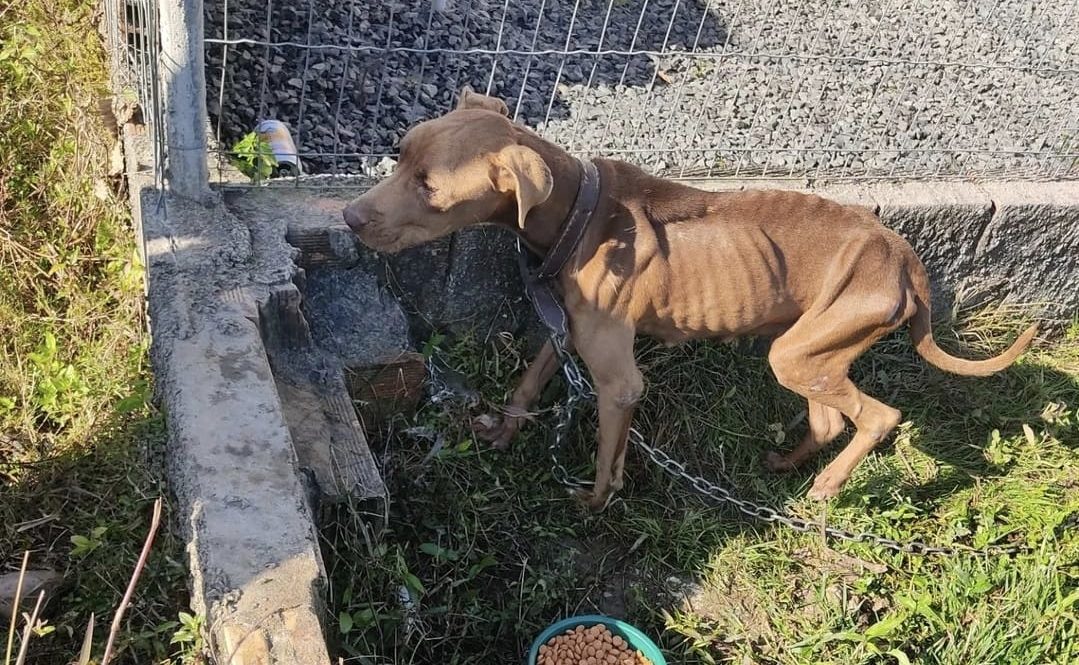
1;1;190;662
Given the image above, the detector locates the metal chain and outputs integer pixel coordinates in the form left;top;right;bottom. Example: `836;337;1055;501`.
543;332;1026;558
547;332;596;490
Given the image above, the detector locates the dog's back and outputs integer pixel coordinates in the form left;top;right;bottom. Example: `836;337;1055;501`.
575;160;915;341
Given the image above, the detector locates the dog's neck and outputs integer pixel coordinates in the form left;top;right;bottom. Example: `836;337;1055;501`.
500;129;586;255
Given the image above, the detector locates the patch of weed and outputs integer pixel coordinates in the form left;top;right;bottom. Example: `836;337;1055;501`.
229;131;277;182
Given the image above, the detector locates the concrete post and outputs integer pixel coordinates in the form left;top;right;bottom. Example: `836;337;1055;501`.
158;0;211;200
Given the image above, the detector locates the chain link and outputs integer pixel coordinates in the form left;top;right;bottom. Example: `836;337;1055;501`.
547;332;596;489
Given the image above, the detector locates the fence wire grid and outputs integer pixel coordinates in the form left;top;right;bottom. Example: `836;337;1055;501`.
203;0;1078;183
103;0;165;183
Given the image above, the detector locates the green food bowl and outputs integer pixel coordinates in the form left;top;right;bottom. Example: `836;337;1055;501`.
526;615;667;665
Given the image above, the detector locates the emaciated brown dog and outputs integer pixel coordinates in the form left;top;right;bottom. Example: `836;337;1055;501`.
343;87;1037;511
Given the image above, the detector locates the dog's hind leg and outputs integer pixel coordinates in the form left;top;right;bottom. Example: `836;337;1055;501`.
805;390;900;500
767;295;907;499
764;399;846;472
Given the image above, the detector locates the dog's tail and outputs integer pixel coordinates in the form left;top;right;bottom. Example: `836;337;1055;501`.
907;267;1037;377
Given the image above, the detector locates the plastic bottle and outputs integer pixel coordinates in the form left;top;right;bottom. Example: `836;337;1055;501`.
255;119;302;177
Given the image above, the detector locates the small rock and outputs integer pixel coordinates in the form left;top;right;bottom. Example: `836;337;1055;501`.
0;570;64;621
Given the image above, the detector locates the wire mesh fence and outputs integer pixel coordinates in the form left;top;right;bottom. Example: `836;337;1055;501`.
202;0;1078;183
103;0;165;182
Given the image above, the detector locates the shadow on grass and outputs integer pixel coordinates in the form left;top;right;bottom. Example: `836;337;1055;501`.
0;412;188;665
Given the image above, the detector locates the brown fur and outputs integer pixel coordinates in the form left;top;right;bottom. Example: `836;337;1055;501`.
344;87;1037;510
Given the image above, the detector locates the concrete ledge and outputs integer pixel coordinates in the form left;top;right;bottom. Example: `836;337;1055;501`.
165;318;329;665
221;177;1079;329
124;126;332;665
969;183;1079;316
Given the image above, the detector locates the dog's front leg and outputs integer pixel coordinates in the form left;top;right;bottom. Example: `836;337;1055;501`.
574;319;642;512
474;339;565;449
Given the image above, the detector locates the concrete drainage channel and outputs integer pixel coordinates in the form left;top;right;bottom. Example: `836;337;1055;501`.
127;117;1079;662
127;118;540;660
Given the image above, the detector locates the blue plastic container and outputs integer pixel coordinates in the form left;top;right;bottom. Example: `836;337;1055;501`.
526;614;667;665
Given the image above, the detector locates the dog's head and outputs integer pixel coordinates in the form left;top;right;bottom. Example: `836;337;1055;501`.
343;87;553;253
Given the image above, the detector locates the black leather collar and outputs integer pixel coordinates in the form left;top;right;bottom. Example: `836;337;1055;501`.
532;157;601;281
516;157;601;338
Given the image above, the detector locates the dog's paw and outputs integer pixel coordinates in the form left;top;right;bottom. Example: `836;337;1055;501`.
573;487;613;513
807;469;847;500
764;451;797;473
471;413;518;450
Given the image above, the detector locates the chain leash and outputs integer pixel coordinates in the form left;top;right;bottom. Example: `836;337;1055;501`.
546;332;596;490
542;331;1026;558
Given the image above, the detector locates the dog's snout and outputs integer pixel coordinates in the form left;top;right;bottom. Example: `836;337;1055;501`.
343;203;368;232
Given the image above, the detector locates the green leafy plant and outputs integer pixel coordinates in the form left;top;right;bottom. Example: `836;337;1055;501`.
229;132;277;182
168;612;205;663
27;331;90;427
70;526;107;558
419;542;460;562
794;608;914;663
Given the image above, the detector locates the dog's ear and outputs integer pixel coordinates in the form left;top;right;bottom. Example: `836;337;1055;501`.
456;85;509;116
493;144;552;229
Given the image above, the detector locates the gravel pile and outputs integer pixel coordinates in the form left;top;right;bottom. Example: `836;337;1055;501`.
204;0;1078;180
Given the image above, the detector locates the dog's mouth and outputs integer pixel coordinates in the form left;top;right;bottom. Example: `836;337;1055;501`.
352;227;402;254
352;222;434;255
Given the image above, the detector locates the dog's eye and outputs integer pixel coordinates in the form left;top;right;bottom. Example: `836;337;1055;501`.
415;172;437;199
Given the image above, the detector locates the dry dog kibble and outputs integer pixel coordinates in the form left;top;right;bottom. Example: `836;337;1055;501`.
536;624;653;665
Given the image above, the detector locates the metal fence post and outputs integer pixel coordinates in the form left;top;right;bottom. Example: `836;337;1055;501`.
158;0;211;200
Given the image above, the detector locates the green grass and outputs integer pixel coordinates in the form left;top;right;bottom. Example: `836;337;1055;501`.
0;0;189;662
326;314;1078;664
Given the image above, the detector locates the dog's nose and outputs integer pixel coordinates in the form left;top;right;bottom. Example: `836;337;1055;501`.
343;203;368;232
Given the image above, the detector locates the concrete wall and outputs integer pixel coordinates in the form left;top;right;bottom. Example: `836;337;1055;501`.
125;127;333;665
